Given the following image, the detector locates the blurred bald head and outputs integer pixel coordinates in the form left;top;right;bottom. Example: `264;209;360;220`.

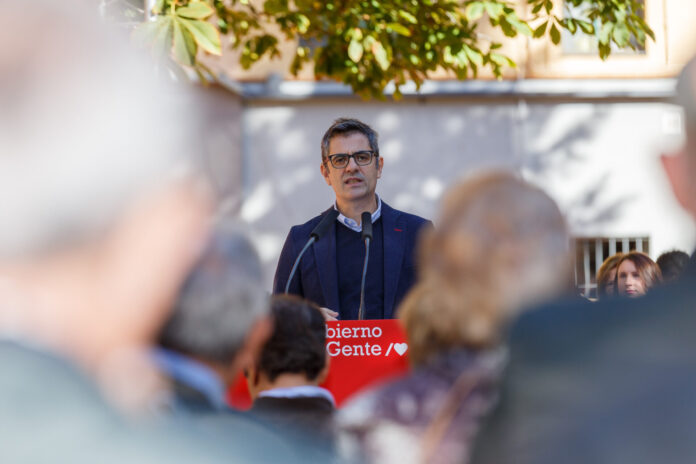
0;1;214;380
677;58;696;156
0;0;202;258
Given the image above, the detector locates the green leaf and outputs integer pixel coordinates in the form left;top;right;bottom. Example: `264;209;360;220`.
612;24;630;47
463;45;483;66
348;39;363;62
372;41;390;71
484;2;504;21
179;18;221;55
565;18;577;34
387;23;411;37
499;17;517;37
531;2;543;14
347;28;363;41
152;16;173;59
466;2;485;22
173;18;197;66
443;46;455;64
576;20;594;34
398;10;418;24
598;22;614;45
533;21;548;38
507;14;532;36
550;22;561;45
363;35;376;49
296;14;310;34
176;2;214;20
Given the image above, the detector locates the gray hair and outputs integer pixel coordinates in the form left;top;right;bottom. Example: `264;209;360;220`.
159;224;268;364
320;118;379;163
0;0;202;258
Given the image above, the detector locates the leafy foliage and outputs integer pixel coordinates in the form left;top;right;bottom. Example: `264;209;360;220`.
134;0;655;99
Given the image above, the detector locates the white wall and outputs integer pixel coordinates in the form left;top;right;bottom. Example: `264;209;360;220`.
235;97;695;288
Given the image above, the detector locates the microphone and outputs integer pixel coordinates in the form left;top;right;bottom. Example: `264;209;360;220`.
361;211;373;242
285;209;339;294
358;211;372;320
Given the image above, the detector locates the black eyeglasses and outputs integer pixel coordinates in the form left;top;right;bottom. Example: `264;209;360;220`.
326;150;377;169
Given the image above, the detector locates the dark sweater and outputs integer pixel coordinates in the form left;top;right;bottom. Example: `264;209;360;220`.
335;218;385;320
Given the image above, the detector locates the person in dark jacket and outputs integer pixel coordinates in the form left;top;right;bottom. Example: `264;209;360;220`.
471;56;696;464
273;118;431;321
246;295;336;459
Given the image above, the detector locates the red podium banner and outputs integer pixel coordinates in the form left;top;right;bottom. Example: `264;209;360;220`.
228;319;410;409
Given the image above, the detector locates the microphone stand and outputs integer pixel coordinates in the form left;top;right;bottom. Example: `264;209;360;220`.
285;236;315;294
358;211;373;320
284;209;339;294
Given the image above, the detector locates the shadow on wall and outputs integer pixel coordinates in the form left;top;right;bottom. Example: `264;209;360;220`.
213;98;658;285
521;103;636;232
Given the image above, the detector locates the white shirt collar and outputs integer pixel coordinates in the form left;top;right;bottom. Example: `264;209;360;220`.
258;385;336;406
333;195;382;233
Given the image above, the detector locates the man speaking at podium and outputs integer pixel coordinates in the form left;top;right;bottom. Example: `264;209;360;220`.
273;118;431;321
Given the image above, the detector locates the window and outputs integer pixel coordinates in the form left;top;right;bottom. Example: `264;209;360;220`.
561;0;646;56
575;236;650;299
526;0;669;79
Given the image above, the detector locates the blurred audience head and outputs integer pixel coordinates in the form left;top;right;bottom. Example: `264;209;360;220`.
402;172;571;365
596;252;624;299
247;295;328;399
159;223;269;385
0;0;210;377
677;56;696;155
615;251;662;298
663;56;696;220
656;250;690;283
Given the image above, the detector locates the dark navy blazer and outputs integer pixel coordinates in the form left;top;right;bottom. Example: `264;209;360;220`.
272;201;431;319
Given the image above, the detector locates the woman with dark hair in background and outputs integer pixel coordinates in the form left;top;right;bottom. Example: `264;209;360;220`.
615;251;662;297
595;253;624;299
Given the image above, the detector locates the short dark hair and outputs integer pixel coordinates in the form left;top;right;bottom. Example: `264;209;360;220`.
656;250;690;282
320;118;379;163
159;224;267;364
257;295;327;382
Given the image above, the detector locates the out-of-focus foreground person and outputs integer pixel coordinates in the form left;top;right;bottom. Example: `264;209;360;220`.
615;251;662;297
157;225;270;415
0;1;240;463
472;57;696;464
656;249;690;282
156;225;308;462
338;172;572;464
595;252;624;299
246;295;336;459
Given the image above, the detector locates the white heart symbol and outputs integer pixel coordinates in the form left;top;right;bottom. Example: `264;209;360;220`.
394;343;408;356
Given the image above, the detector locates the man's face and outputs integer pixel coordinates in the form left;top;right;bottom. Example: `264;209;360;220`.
320;132;383;206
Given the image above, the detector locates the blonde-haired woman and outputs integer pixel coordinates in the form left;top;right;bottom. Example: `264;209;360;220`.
339;172;572;464
596;253;624;299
